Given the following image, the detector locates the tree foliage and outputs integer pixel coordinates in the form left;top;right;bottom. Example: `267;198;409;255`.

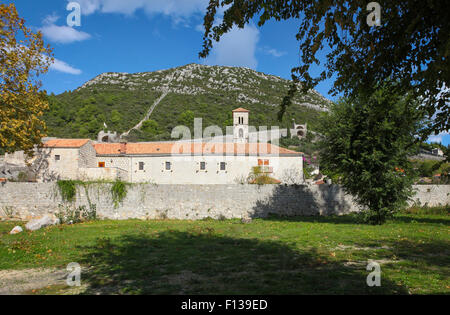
200;0;449;136
141;119;160;137
319;82;425;224
0;4;53;155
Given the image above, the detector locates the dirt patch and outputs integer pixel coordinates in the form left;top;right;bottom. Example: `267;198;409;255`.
0;268;68;295
334;244;392;251
343;259;404;268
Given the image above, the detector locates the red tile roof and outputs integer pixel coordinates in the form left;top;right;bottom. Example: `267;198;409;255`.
94;142;302;156
44;139;90;148
232;107;250;112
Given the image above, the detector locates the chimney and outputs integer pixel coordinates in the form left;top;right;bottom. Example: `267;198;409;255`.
119;142;127;155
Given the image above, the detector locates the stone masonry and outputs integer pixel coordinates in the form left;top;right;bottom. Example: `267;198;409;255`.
0;183;448;221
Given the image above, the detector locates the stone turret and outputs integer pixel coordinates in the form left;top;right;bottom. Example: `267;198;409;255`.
98;130;119;143
290;119;307;140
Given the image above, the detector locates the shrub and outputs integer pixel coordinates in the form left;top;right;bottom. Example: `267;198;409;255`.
56;204;97;224
57;180;78;202
401;204;449;215
111;179;127;208
247;166;281;185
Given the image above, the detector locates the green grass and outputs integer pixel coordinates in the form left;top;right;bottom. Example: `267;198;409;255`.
0;213;448;295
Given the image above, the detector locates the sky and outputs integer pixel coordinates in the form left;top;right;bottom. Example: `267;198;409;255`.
9;0;449;146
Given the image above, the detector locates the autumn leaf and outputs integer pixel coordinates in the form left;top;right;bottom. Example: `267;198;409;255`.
0;3;53;155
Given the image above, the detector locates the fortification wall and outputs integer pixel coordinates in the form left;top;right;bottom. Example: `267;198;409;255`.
0;183;448;220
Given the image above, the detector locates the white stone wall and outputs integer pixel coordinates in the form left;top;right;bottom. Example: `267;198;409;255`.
96;156;131;181
44;147;81;180
78;167;128;182
1;183;448;221
4;151;28;166
410;185;450;206
78;142;97;168
127;155;302;184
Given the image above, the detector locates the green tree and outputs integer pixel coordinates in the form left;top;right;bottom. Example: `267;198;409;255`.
200;1;449;137
110;109;122;128
141;119;159;136
319;82;425;224
178;110;195;127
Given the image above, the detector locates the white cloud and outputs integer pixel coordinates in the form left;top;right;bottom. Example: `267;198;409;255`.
195;23;204;33
73;0;209;19
50;58;82;75
41;24;91;44
40;15;91;44
75;0;101;15
42;14;59;25
265;48;287;58
205;24;260;69
428;131;449;144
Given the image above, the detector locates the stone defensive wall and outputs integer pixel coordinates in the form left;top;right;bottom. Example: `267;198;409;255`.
0;183;448;220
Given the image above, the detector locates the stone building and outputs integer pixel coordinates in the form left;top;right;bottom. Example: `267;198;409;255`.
93;142;303;184
1;108;304;184
432;148;444;157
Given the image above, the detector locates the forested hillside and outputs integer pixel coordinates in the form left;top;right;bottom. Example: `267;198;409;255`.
44;64;331;141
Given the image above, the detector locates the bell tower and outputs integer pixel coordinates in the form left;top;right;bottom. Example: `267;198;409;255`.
232;108;249;143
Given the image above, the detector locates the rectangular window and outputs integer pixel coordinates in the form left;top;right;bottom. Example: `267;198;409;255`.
98;162;105;168
200;162;206;170
258;159;263;166
55;155;60;161
264;159;269;165
139;162;144;170
220;162;226;171
165;161;171;170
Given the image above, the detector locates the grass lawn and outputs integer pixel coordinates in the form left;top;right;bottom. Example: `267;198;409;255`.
0;211;448;295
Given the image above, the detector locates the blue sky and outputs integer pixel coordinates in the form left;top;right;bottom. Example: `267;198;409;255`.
10;0;449;146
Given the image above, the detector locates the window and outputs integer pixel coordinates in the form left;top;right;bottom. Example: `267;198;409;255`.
98;162;105;168
165;161;171;170
220;162;226;171
239;128;244;138
139;162;144;170
200;162;206;170
55;155;60;161
258;159;269;166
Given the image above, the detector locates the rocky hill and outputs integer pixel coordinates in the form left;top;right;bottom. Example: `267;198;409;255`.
45;63;332;141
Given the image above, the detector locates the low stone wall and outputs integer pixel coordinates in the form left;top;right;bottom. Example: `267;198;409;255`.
0;183;448;220
410;185;450;206
78;167;128;182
